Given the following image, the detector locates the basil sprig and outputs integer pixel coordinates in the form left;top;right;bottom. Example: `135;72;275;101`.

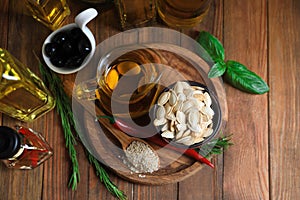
197;31;269;94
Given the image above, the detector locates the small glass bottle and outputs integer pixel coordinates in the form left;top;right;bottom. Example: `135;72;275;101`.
114;0;156;30
79;0;111;4
0;48;56;122
0;126;53;169
25;0;71;30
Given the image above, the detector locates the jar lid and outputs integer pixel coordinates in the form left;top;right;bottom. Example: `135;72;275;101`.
0;126;21;159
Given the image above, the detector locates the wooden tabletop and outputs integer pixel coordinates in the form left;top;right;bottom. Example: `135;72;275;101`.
0;0;299;199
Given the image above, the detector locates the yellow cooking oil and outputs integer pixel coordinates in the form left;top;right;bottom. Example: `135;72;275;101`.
0;48;56;122
25;0;70;30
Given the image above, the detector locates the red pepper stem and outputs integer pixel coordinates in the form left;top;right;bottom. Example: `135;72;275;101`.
96;115;115;124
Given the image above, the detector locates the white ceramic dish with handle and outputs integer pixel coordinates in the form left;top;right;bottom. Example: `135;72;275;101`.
42;8;98;74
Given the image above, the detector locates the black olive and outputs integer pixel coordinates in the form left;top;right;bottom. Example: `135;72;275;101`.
62;40;76;56
44;43;58;58
65;56;84;68
47;27;92;68
50;56;66;68
78;38;92;56
69;27;85;40
51;31;69;45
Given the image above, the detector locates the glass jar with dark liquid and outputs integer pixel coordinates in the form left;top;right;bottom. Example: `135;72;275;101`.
75;46;165;119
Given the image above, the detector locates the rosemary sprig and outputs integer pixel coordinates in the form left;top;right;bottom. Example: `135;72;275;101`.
37;61;126;199
87;152;127;200
198;135;233;158
38;62;80;190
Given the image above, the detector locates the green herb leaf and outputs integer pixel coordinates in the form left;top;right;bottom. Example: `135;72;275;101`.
197;31;225;63
198;135;233;158
208;62;227;78
36;55;126;197
38;62;80;190
224;60;270;94
196;31;269;95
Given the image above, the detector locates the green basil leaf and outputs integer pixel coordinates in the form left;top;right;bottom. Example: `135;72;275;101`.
224;60;269;94
197;31;225;63
208;62;227;78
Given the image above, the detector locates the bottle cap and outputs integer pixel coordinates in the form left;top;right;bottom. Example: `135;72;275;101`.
0;126;21;159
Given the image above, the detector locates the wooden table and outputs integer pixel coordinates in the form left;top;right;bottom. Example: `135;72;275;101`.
0;0;299;199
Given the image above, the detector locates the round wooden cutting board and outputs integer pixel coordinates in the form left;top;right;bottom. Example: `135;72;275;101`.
72;28;228;185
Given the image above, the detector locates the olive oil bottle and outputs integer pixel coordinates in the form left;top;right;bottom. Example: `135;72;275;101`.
25;0;70;30
0;48;56;122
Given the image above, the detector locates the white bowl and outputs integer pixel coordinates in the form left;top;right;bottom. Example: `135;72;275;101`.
42;8;97;74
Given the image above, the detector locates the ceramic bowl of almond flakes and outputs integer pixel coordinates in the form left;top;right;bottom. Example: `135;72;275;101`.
153;80;222;149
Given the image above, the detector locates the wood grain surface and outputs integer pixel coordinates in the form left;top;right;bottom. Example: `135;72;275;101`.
223;0;269;199
0;0;299;199
269;0;300;199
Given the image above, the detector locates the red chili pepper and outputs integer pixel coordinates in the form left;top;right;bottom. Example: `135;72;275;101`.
98;115;214;168
147;135;214;168
30;151;39;167
97;115;137;133
17;127;46;168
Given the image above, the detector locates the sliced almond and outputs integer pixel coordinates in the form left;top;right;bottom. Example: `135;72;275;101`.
169;89;177;106
176;110;186;124
187;110;199;126
176;135;192;144
182;100;194;113
161;130;175;139
156;105;166;119
177;92;186;102
175;130;184;140
175;123;187;132
153;118;167;126
166;112;176;121
164;103;173;115
157;91;170;106
174;82;184;94
188;123;202;133
173;100;183;112
183;88;194;98
182;129;191;138
202;128;214;137
182;137;195;146
161;123;169;132
203;92;212;107
193;136;205;143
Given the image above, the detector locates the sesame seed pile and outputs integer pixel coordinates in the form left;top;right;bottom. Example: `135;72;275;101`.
124;140;159;173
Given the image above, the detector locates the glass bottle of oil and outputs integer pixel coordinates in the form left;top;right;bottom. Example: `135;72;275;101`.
0;125;53;169
25;0;71;30
0;48;56;122
114;0;156;30
79;0;111;4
